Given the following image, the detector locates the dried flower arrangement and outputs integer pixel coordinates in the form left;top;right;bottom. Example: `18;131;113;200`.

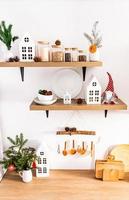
84;21;102;50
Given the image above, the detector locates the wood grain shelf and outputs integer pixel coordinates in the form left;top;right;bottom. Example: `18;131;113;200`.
56;130;96;135
30;98;127;118
0;61;102;67
0;61;102;82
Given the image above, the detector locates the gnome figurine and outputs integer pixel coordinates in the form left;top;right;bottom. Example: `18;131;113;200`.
102;72;118;104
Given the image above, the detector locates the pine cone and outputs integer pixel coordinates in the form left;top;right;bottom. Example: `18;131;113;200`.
34;56;42;62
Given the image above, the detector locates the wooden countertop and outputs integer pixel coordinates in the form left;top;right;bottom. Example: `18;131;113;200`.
0;170;129;200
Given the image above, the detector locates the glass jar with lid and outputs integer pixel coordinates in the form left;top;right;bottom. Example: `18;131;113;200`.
78;50;87;62
72;48;78;62
51;40;64;62
37;41;50;61
65;48;72;62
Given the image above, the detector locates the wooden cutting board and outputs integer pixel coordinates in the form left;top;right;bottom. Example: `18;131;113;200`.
110;144;129;172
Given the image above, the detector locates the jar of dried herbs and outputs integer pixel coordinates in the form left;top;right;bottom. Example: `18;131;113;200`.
51;40;64;62
65;48;72;62
78;50;87;62
72;48;78;62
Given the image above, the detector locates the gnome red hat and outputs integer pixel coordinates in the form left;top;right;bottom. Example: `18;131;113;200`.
105;72;114;92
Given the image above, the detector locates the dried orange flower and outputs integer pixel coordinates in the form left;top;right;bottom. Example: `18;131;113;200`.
89;44;97;53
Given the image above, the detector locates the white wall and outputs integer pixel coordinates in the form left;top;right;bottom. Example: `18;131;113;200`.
0;0;129;169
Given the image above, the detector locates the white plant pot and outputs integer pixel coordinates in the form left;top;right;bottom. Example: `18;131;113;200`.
89;48;100;61
19;169;32;183
6;50;13;61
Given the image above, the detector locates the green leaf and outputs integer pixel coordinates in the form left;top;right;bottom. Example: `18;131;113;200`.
7;137;16;145
12;36;19;42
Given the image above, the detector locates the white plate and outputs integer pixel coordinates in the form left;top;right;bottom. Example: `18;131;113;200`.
34;97;57;105
52;69;82;98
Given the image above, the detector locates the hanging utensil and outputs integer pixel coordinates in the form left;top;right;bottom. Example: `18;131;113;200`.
77;145;81;154
70;140;76;155
80;141;86;155
91;141;94;157
62;141;67;156
57;144;60;154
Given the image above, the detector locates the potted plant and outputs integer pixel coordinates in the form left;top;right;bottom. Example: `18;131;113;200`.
84;21;102;61
0;21;19;61
0;133;37;183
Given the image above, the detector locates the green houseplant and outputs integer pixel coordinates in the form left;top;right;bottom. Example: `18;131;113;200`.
0;133;37;182
0;21;19;60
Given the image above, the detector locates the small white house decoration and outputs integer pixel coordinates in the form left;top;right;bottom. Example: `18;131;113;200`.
36;144;49;177
86;76;101;104
63;92;71;104
19;33;35;62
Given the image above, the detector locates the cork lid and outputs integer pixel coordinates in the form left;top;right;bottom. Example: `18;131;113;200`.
78;50;84;53
72;48;78;50
51;45;61;48
37;41;49;45
65;48;72;51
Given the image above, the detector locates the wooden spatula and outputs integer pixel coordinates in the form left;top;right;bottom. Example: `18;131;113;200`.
62;141;67;156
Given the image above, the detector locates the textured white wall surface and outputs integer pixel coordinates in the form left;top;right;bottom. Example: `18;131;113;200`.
0;0;129;169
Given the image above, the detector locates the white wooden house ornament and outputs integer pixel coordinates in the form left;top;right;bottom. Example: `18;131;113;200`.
19;33;35;62
36;143;49;177
86;76;101;104
63;92;71;104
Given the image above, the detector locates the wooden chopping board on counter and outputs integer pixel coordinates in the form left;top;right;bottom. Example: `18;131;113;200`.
110;144;129;172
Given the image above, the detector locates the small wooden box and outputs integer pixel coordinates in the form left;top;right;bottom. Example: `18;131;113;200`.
95;160;125;180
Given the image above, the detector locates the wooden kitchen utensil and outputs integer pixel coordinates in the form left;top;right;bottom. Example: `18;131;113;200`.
80;141;86;155
70;140;76;155
62;141;67;156
91;141;94;157
77;145;81;154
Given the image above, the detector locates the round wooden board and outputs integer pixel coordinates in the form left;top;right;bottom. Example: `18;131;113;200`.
110;144;129;172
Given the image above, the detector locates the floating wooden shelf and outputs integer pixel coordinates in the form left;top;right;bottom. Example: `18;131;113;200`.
30;98;127;118
56;130;96;135
0;61;102;82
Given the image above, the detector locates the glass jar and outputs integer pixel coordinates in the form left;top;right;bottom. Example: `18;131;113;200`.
37;41;50;61
78;50;87;62
51;45;64;62
72;48;78;62
65;48;72;62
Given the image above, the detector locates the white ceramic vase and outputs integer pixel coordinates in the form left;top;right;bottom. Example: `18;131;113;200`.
19;169;32;183
0;44;13;61
89;48;100;61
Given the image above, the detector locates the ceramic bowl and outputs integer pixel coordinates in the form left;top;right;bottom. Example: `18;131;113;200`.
38;93;53;101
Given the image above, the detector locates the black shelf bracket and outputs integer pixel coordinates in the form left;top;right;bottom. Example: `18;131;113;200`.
46;110;49;118
82;67;87;81
105;110;108;118
20;67;24;82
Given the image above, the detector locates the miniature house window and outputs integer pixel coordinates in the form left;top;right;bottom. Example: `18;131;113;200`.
92;82;97;86
95;97;99;102
22;54;27;60
89;97;93;102
43;158;47;164
28;47;32;52
22;47;26;52
95;90;99;95
43;167;47;174
38;157;42;164
28;54;33;60
24;37;29;42
89;90;94;95
38;167;42;173
40;152;44;156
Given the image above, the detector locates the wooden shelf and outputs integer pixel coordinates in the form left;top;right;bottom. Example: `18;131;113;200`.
56;130;96;135
0;61;102;68
30;98;127;118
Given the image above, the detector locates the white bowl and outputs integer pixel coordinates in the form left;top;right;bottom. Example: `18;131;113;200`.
38;93;53;101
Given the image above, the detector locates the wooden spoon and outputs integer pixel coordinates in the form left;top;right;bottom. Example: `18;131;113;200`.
80;141;86;155
70;140;76;155
62;141;67;156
